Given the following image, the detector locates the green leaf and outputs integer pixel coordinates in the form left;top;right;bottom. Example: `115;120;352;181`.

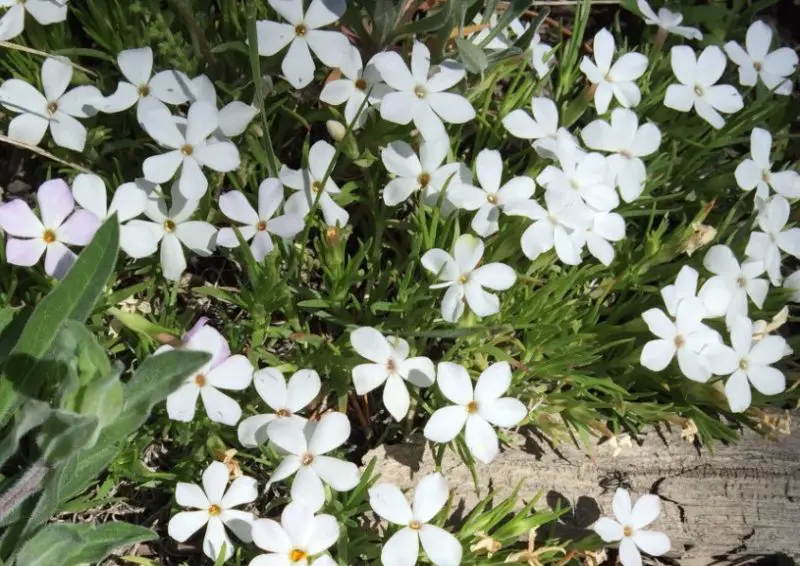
0;307;29;367
37;410;99;463
477;0;528;47
367;0;403;48
0;400;51;469
456;38;489;74
15;523;83;566
102;350;210;443
63;523;156;565
0;217;119;429
393;1;455;40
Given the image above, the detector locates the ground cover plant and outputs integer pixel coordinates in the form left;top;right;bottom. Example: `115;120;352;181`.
0;0;798;565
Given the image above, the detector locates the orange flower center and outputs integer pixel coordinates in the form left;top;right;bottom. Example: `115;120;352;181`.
290;549;308;562
208;504;221;516
163;219;177;233
408;520;422;530
466;401;479;413
257;220;268;231
311;181;323;193
180;144;193;156
276;408;291;417
195;373;206;387
355;78;367;91
42;229;56;244
295;24;307;36
301;453;314;466
414;85;426;99
418;172;430;188
138;84;151;96
487;194;497;204
674;335;685;349
623;525;633;537
458;274;469;284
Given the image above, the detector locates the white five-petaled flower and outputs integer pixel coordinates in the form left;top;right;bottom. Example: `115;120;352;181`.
373;41;475;141
640;297;720;382
0;0;68;42
237;367;320;448
572;210;626;266
281;140;349;227
350;327;435;422
189;74;259;139
256;0;351;89
320;47;389;128
735;127;800;200
159;320;253;425
140;99;241;200
636;0;703;40
697;245;768;327
380;137;469;208
251;502;339;566
421;234;516;323
505;188;592;266
745;195;800;285
71;174;159;259
502;96;564;158
724;20;798;96
369;473;463;566
0;56;101;151
702;316;788;413
579;28;648;115
0;179;99;279
217;179;304;262
593;488;670;566
661;265;701;318
128;184;216;281
267;411;360;512
167;461;257;563
581;108;662;203
99;47;192;119
445;149;536;237
424;362;527;464
537;131;619;212
664;45;743;130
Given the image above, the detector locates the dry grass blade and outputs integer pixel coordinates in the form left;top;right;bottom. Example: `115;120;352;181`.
0;41;97;76
0;134;92;173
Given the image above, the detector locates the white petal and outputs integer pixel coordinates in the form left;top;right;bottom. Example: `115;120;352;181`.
640;340;675;371
306;513;340;555
220;190;258;225
175;220;216;255
166;383;200;422
472;361;511;403
50;112;87;151
465;414;499;464
380;91;418;125
58;85;102;118
238;414;276;448
291;466;325;513
282;38;316;89
664;84;695;112
747;365;785;396
725;369;752;412
414;101;447;141
149;70;193;105
383;374;410;421
203;517;233;562
285;369;321;412
418;525;463;566
610;53;648;81
612;488;632;524
256;20;295;55
140;98;184;148
252;518;292;553
630;494;662;529
424;405;467;443
592;29;615;74
201;386;242;426
7;113;49;147
382;528;419;566
593;517;623;542
426;92;475;124
42;57;72;102
308;411;350;455
464;282;500;318
436;361;473;405
633;530;671;557
382;141;421;178
305;29;352;70
176;482;210;509
619;536;643;566
440;283;465;322
426;60;466;92
372;51;415;91
412;472;449;523
168;511;209;543
369;483;413;525
670;45;697;85
193;141;240;173
0;4;25;41
421;249;458;281
206;355;253;391
312;455;359;491
221;476;258;508
479;397;526;428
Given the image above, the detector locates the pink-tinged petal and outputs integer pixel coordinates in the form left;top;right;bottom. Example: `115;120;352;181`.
6;238;46;267
57;210;100;246
44;241;77;279
37;179;74;229
0;199;44;237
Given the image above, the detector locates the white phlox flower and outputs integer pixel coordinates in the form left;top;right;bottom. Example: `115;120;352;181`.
446;149;536;237
369;472;463;566
0;56;102;151
504;188;592;265
99;47;193;120
320;47;390;128
640;297;721;382
571;210;626;266
745;195;800;285
189;74;259;139
168;461;257;562
593;488;670;566
421;234;516;323
350;327;435;421
237;367;321;448
256;0;352;89
660;265;701;318
380;136;470;208
702;316;788;412
281;140;349;227
0;0;68;42
502;96;565;158
373;40;475;141
267;411;360;512
735;127;800;200
424;361;527;464
159;321;253;425
664;45;744;130
0;179;99;279
217;179;304;262
636;0;703;40
580;108;662;203
127;184;217;281
71;174;159;259
140;99;241;200
580;28;648;114
724;20;798;95
537;131;619;212
697;244;768;327
250;502;339;566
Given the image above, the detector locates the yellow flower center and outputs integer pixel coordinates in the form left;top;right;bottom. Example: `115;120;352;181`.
295;24;307;37
466;400;479;413
257;220;268;231
408;520;422;530
487;194;497;204
458;274;469;284
42;229;56;244
290;549;308;562
195;373;206;387
355;78;367;91
138;84;151;96
414;85;426;99
623;525;633;537
163;219;177;233
418;172;430;188
311;181;323;193
276;408;291;417
180;144;193;156
208;504;221;516
301;453;314;466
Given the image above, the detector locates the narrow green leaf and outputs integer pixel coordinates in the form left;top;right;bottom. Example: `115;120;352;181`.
478;0;528;47
393;1;455;39
456;38;489;74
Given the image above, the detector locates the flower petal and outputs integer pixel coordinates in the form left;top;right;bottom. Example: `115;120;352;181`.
384;374;410;421
426;92;475;124
0;199;44;237
176;482;209;509
306;513;340;555
290;466;325;513
619;536;643;566
633;530;671;557
57;210;100;246
350;326;392;363
312;455;359;491
436;361;473;405
725;369;752;413
282;38;316;89
630;494;662;529
308;411;350;455
369;482;413;525
200;386;242;425
613;488;632;524
479;397;526;428
423;405;467;443
382;527;419;566
593;517;623;542
747;365;785;396
465;414;499;464
49;111;87;151
419;524;463;566
252;518;292;553
149;70;193;105
168;511;209;543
